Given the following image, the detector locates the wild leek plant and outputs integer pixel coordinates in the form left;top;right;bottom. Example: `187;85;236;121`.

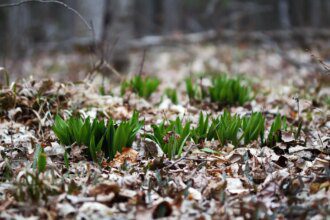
52;111;143;162
213;111;242;146
104;113;142;160
191;111;267;147
165;88;178;104
185;74;251;106
241;112;265;145
191;112;212;143
185;78;200;101
209;76;251;106
147;117;191;159
121;75;160;99
185;77;208;102
52;115;106;162
267;114;286;147
14;144;53;203
33;144;47;173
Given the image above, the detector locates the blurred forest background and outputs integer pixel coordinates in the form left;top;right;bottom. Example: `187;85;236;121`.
0;0;330;78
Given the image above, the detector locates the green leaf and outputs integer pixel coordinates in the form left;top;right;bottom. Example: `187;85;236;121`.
267;114;283;147
177;131;190;157
32;144;43;170
185;78;198;100
52;115;72;145
200;147;221;154
121;75;160;99
37;153;47;173
148;117;191;159
32;144;47;173
165;88;178;104
89;135;98;162
64;149;70;169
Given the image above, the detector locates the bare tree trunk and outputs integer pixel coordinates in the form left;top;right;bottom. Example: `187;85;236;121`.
73;0;106;45
6;4;31;58
103;0;134;72
326;0;330;27
278;0;291;29
135;0;154;37
290;0;308;27
310;0;321;27
162;0;181;34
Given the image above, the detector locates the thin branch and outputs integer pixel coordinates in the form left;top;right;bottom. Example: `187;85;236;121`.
138;49;147;76
308;50;330;75
185;157;216;162
0;0;92;31
163;144;198;170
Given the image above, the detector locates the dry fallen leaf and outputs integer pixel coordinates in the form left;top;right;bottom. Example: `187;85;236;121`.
187;187;202;201
226;178;249;194
108;148;139;167
281;131;295;143
89;182;120;196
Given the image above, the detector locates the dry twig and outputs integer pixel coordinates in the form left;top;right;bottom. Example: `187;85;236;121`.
163;144;198;170
0;0;92;31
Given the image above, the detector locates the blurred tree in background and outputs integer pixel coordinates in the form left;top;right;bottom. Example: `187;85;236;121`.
0;0;329;71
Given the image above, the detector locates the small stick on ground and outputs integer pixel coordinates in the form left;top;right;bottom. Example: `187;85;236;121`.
163;144;198;170
138;49;147;76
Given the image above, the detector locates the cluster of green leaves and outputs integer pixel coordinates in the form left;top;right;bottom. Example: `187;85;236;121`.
185;75;251;106
147;117;191;159
53;111;143;162
185;78;207;101
146;111;287;159
213;111;242;146
267;114;286;147
121;75;160;99
185;78;198;101
165;88;178;104
13;144;54;203
191;111;285;148
209;76;251;106
191;111;244;146
14;171;59;203
191;113;210;143
33;144;47;173
241;112;265;145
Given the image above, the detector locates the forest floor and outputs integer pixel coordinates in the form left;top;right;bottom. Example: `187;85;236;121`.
0;42;329;219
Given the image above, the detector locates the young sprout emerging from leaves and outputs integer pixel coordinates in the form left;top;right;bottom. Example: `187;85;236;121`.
33;144;47;173
52;111;143;163
191;111;287;148
185;74;251;107
209;75;251;106
267;114;286;147
165;88;178;104
147;117;191;159
191;111;245;147
214;110;242;146
240;112;265;145
14;144;56;203
185;78;200;101
121;75;160;99
191;112;211;143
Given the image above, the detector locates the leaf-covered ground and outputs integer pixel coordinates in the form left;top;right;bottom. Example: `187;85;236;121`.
0;43;329;219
